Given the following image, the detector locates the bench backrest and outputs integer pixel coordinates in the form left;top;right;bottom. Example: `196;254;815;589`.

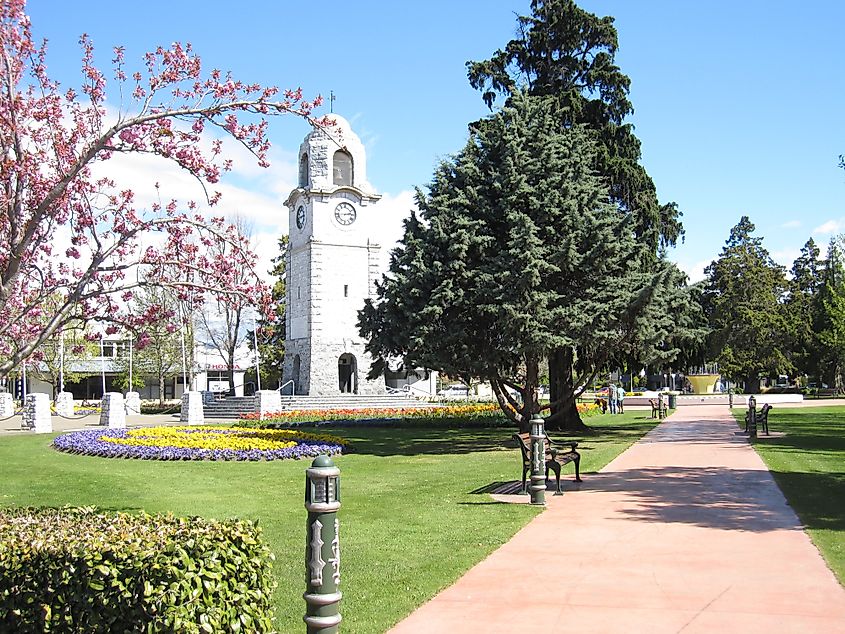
513;432;550;464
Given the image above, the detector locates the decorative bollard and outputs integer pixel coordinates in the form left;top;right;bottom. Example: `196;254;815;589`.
180;390;205;425
125;391;141;416
728;388;733;409
255;389;282;422
54;392;74;417
304;455;342;633
100;392;126;429
658;393;666;420
529;416;546;506
0;392;14;418
747;395;757;439
24;393;52;433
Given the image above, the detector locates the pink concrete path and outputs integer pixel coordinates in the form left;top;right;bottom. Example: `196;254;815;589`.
390;405;845;633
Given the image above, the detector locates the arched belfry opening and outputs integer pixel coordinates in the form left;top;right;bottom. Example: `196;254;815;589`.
338;353;357;394
333;150;353;186
298;153;308;187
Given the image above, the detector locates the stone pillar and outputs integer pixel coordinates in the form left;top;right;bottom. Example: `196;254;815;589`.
180;390;204;425
0;392;14;418
125;391;141;416
255;390;282;421
55;392;74;417
23;393;52;433
99;393;126;429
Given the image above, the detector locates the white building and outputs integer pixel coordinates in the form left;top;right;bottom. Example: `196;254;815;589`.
282;115;435;396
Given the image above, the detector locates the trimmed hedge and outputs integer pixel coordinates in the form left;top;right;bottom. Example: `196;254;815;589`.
0;507;276;633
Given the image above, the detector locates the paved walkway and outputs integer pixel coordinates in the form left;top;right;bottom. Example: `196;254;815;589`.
391;404;845;633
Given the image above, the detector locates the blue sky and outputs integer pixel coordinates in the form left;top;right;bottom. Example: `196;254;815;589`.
26;1;845;281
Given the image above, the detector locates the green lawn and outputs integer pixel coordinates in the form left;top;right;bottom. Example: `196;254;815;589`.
740;406;845;584
0;412;654;632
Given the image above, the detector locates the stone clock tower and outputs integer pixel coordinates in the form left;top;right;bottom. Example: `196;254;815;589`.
282;115;386;395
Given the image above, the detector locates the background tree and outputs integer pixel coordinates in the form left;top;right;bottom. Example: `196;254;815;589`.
816;237;845;391
113;286;182;404
702;216;792;392
0;0;320;378
784;238;823;381
246;236;287;390
26;322;95;397
360;93;697;431
196;217;255;395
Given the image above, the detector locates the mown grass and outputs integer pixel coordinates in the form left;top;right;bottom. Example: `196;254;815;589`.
738;406;845;584
0;411;654;632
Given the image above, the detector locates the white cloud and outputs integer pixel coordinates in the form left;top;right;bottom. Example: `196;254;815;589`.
675;258;712;284
780;220;801;229
771;248;800;269
369;189;417;272
813;219;845;235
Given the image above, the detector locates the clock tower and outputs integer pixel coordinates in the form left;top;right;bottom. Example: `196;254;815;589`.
283;115;385;395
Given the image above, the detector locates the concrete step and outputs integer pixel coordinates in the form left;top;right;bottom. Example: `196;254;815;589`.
202;393;433;418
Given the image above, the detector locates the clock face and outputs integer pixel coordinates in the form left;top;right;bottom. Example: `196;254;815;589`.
296;205;306;230
334;202;357;226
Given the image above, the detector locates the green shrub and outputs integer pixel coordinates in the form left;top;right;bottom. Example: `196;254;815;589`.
0;507;276;633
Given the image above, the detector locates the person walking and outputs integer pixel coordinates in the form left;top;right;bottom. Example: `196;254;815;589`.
608;383;618;415
617;384;626;414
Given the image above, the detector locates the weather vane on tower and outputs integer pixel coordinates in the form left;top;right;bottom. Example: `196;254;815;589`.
330;91;335;113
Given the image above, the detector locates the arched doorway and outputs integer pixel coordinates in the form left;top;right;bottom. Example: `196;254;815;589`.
292;355;301;395
338;353;357;394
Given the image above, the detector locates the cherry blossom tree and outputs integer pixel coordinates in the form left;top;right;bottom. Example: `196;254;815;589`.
0;0;320;378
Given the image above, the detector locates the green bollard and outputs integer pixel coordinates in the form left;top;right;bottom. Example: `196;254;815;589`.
728;388;733;409
529;416;546;506
304;455;342;633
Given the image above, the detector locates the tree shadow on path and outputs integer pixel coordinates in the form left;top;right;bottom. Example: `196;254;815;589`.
572;465;845;533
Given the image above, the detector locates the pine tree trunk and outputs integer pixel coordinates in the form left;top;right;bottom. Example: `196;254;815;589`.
546;347;592;433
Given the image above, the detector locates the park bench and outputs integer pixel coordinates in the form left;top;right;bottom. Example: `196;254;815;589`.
649;398;668;419
513;431;582;495
744;402;773;435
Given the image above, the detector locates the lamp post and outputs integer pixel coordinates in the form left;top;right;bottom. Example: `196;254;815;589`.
304;455;342;633
529;416;546;506
747;395;757;439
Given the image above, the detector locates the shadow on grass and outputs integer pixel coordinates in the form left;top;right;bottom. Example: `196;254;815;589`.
567;465;845;533
336;415;655;457
766;470;845;532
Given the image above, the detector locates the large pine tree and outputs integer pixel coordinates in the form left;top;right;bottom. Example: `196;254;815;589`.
359;93;694;430
466;0;697;426
466;0;682;252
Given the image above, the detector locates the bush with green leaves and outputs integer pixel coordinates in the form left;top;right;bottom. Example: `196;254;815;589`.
0;507;276;633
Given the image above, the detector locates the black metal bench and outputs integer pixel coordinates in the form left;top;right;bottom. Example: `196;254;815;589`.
513;431;582;495
745;402;773;435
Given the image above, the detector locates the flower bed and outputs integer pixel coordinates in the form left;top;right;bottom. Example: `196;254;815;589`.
240;403;505;426
52;426;348;460
238;402;601;428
